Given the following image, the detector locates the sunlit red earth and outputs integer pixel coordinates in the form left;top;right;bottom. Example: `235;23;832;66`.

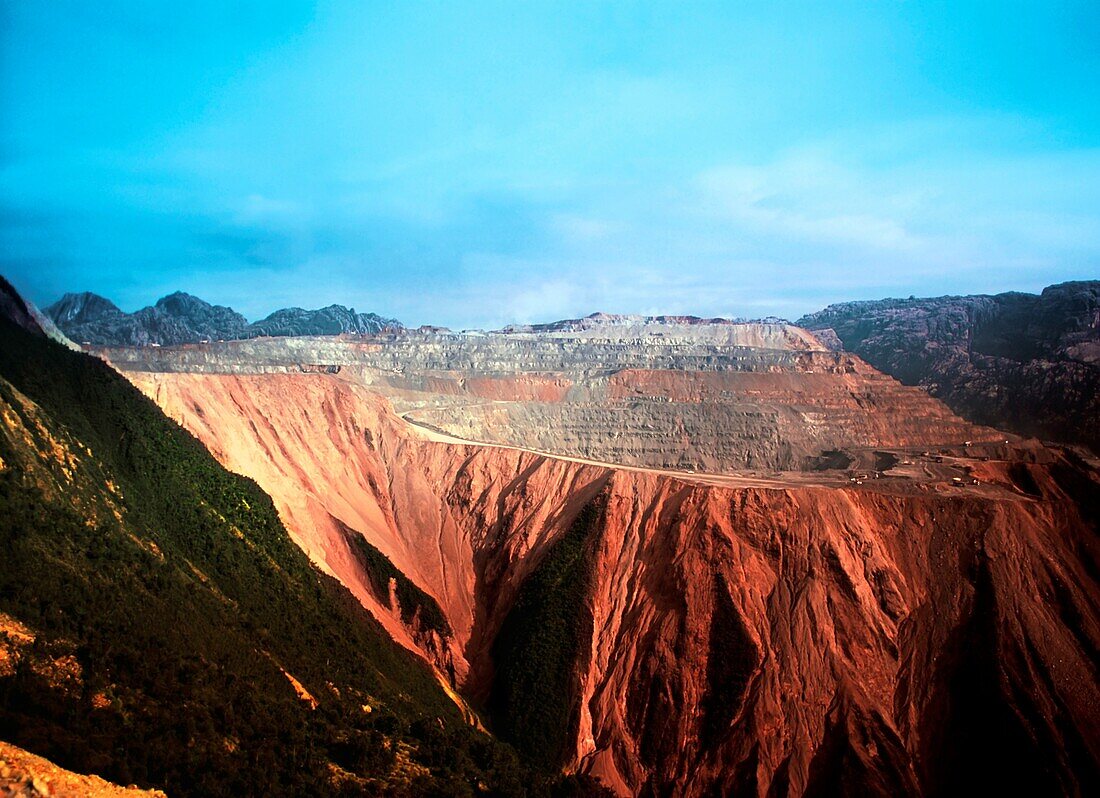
95;320;1100;796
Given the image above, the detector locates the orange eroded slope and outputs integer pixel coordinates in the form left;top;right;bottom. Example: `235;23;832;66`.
125;370;1100;796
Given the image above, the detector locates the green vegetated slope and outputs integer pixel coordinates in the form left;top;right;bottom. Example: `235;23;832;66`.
0;310;602;797
489;491;607;766
337;517;451;639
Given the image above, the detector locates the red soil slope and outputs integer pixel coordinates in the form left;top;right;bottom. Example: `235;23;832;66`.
127;371;1100;796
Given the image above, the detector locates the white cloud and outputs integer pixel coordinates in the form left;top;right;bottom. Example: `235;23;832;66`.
695;155;927;253
550;213;621;242
234;194;306;224
506;279;584;325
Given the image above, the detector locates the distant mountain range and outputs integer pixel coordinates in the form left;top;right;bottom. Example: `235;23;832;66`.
799;280;1100;453
44;290;402;346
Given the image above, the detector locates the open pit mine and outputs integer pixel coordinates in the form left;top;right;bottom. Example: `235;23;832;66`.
88;314;1100;797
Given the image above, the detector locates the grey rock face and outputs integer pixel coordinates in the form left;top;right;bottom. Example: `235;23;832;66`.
44;291;401;345
250;304;399;337
96;321;995;472
798;281;1100;452
43;291;122;326
151;291;250;338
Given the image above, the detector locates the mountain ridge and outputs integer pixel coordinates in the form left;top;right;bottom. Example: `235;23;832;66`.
44;290;402;346
798;280;1100;452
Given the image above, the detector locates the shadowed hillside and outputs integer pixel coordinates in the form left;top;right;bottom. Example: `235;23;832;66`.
0;282;605;797
799;281;1100;453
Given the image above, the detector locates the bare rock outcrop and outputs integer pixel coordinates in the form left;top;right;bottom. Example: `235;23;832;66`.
798;280;1100;453
44;291;401;346
101;322;1004;472
0;740;166;797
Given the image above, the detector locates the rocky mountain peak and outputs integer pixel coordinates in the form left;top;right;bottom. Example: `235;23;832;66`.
44;291;121;325
154;291;213;314
249;303;400;337
151;291;249;335
43;290;401;345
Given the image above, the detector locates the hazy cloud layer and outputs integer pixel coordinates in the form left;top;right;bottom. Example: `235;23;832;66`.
2;2;1097;327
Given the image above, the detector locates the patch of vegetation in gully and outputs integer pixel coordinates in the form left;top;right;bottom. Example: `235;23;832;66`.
489;490;607;766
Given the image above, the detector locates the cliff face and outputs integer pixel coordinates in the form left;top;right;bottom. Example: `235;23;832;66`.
576;464;1099;797
798;281;1100;453
103;323;1003;472
126;370;1100;797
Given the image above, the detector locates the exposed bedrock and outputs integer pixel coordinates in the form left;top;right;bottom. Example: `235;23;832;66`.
126;371;1100;797
798;280;1100;453
392;365;998;472
102;322;1004;472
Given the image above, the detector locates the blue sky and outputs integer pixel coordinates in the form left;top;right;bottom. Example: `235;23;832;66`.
2;1;1098;327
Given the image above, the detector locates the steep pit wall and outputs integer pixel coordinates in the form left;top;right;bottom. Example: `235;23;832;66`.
394;363;1001;471
126;371;1100;797
98;324;831;375
102;327;1002;472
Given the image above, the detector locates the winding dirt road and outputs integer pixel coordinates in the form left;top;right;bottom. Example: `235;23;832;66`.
399;413;1024;499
